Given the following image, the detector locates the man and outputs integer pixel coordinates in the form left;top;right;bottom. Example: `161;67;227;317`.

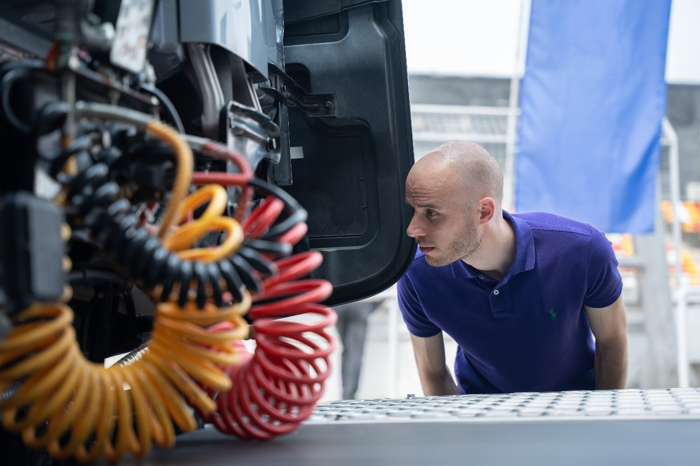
398;141;627;395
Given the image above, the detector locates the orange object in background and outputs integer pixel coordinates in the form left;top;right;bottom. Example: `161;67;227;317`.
659;200;700;236
607;233;635;257
661;200;674;225
681;250;700;286
620;234;635;256
684;202;700;234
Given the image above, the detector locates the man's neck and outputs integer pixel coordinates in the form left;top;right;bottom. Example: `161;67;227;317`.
463;213;515;281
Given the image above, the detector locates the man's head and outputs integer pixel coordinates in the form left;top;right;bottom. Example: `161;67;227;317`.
405;141;504;267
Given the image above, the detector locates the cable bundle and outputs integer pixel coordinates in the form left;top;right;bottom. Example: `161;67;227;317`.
0;103;336;462
0;121;255;462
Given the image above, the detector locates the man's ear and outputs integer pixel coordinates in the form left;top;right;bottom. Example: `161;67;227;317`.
477;197;496;224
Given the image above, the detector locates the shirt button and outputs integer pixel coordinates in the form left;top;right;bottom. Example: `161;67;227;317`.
493;289;500;295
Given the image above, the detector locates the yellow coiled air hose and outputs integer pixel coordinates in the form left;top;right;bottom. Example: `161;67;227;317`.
0;118;250;462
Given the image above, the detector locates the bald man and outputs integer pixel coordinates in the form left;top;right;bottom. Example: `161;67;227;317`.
398;141;627;395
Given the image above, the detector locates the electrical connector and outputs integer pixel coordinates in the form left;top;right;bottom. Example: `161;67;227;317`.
0;192;66;313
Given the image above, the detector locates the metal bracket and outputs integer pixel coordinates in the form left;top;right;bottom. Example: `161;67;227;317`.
223;100;281;172
259;64;337;118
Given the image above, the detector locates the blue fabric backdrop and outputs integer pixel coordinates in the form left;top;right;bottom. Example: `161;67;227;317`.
515;0;672;233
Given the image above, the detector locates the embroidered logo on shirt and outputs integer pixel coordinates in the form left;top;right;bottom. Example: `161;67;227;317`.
549;308;558;320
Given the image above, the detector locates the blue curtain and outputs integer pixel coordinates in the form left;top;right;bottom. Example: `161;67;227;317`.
515;0;672;233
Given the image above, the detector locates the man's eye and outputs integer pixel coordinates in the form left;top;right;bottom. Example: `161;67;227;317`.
427;210;437;217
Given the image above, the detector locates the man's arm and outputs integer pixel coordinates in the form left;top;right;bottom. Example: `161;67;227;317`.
585;295;628;389
409;332;460;396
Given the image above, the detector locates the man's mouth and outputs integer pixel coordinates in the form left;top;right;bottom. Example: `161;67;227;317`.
418;245;435;253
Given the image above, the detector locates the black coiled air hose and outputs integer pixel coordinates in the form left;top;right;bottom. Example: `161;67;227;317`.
61;160;307;309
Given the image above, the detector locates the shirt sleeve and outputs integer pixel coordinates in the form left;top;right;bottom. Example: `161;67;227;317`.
397;274;441;338
583;229;624;308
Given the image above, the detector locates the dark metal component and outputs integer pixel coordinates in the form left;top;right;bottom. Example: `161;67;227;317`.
0;12;52;59
259;64;337;118
74;65;157;112
258;60;337;184
259;64;292;185
227;101;280;136
223;100;281;171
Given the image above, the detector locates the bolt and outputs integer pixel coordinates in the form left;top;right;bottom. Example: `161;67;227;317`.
325;101;333;109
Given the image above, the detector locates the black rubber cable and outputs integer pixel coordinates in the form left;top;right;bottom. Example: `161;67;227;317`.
139;84;186;134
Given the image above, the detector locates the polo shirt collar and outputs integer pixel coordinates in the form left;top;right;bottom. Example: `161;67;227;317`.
451;210;536;280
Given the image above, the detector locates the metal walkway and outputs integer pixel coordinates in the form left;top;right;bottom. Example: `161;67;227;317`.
311;387;700;422
118;388;700;466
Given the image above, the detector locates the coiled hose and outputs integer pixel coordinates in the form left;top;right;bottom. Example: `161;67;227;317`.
191;172;337;440
0;120;253;462
0;105;336;461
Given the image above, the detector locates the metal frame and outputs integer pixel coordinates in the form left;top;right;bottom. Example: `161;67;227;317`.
663;117;690;387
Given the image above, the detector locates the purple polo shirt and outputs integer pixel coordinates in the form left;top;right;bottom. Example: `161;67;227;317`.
398;211;623;394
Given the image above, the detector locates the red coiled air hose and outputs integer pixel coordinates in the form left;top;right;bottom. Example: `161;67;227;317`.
192;171;337;440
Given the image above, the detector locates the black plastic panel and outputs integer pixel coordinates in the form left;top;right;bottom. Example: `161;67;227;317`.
282;1;415;305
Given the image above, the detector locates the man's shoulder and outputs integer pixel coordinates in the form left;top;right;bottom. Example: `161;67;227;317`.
512;211;600;239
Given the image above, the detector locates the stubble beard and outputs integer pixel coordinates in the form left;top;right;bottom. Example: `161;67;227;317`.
424;218;482;268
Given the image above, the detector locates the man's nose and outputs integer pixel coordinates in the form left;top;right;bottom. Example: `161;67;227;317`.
406;215;424;238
